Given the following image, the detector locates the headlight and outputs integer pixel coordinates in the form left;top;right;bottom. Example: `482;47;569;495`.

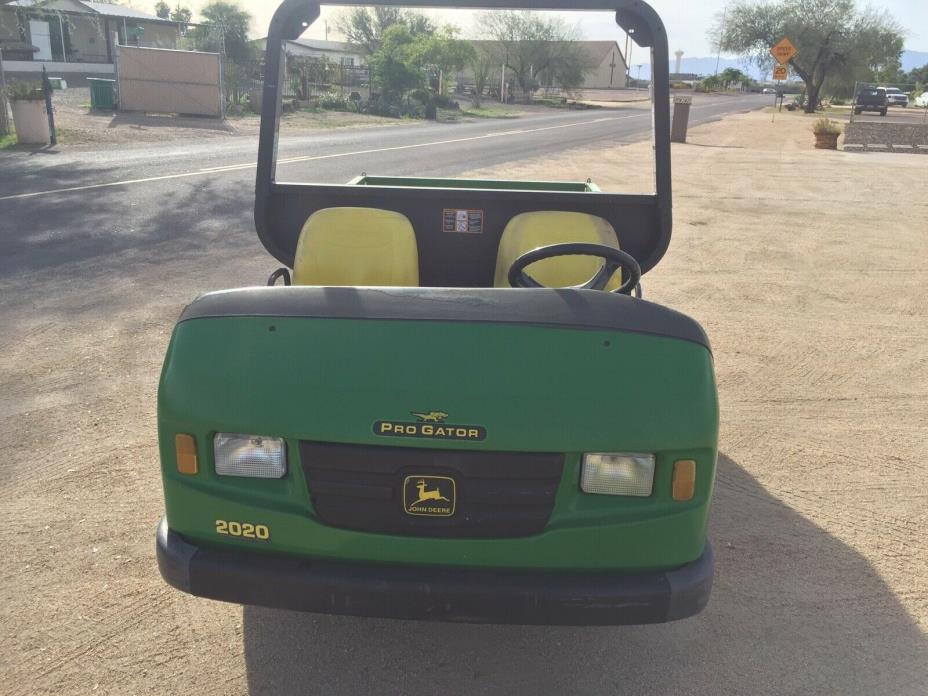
214;433;287;479
581;453;655;497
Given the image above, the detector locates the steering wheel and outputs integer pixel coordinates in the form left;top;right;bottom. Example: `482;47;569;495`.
508;243;642;295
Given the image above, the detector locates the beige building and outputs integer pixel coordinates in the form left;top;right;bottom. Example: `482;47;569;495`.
0;0;181;81
578;41;629;89
460;40;628;93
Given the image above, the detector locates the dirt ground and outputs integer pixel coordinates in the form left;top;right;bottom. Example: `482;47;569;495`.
34;89;544;149
1;108;926;694
39;87;417;148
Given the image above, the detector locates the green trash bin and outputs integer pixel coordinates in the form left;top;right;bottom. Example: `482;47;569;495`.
88;78;116;110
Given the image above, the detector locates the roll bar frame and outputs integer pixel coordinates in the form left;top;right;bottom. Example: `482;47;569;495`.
255;0;672;274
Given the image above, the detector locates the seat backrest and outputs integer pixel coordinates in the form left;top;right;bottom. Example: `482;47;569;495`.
293;207;419;287
493;212;622;289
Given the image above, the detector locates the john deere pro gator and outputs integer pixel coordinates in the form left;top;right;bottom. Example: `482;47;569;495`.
156;0;719;625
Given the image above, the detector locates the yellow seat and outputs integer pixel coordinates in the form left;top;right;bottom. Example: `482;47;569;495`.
494;212;622;289
293;207;419;287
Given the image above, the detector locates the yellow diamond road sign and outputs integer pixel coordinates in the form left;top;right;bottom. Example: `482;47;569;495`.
770;37;797;64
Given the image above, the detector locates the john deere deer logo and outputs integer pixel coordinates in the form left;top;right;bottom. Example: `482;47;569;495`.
412;479;451;505
411;411;448;423
403;475;456;517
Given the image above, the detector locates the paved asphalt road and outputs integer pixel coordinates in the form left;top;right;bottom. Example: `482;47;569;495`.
0;93;766;277
0;94;767;200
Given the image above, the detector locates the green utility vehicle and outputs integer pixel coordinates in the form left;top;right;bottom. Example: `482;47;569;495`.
156;0;719;625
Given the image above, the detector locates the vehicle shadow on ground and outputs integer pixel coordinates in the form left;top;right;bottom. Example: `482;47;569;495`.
0;174;258;281
241;454;927;695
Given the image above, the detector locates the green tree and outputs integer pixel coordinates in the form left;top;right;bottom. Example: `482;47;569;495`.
697;75;723;92
872;59;902;84
191;1;253;63
535;41;592;94
369;24;425;102
468;44;498;107
171;5;193;24
477;11;591;102
713;0;904;113
410;27;475;95
719;67;745;88
905;64;928;84
154;1;170;19
337;6;434;56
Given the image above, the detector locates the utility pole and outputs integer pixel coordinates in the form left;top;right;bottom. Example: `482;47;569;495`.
500;46;509;103
714;9;727;75
42;66;57;146
627;39;633;85
58;14;68;62
624;31;631;84
0;48;9;137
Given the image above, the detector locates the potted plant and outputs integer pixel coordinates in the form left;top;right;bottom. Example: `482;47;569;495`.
812;117;841;150
7;82;49;145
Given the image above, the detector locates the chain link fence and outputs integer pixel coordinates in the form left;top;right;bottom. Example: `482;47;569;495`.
222;56;372;112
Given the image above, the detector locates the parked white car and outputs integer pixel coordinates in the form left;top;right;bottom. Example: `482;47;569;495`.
882;87;909;107
915;92;928;108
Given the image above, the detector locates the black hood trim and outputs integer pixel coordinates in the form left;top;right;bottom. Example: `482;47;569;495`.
178;287;711;352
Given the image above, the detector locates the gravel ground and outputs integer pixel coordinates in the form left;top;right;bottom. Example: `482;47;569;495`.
0;108;926;695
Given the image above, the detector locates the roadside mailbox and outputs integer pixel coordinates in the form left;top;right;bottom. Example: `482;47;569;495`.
671;95;692;143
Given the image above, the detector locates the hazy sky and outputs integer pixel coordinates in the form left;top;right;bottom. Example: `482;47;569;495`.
132;1;927;54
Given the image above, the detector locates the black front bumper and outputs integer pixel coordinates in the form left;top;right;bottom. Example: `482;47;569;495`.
156;517;713;625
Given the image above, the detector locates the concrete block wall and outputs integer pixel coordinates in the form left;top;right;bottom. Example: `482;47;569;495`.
844;121;928;154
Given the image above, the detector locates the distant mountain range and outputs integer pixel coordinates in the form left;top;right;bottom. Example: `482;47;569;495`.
640;50;928;80
902;50;928;72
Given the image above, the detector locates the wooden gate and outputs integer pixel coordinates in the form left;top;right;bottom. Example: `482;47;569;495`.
116;44;222;118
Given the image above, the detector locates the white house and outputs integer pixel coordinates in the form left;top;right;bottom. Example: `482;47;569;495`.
0;0;182;82
255;37;366;67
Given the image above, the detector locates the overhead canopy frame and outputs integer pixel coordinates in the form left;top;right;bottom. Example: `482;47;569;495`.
255;0;672;279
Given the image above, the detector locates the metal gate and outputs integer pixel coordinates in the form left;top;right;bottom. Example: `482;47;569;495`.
115;43;223;118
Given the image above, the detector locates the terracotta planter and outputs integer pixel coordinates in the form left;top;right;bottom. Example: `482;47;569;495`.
814;132;839;150
11;98;49;145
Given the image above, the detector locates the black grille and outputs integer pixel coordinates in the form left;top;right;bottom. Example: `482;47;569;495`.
300;442;565;539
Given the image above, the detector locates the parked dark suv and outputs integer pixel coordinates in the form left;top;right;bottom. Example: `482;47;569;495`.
855;87;888;116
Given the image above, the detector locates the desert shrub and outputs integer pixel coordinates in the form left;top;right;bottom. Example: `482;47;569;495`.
434;93;460;109
7;81;44;101
812;117;841;135
319;97;350;111
368;95;403;118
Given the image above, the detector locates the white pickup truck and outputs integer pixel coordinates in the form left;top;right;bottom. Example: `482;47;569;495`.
883;87;909;108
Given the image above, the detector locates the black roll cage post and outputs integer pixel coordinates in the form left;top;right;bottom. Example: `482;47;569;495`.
255;0;672;274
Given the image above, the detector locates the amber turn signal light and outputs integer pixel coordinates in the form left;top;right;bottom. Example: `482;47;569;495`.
175;434;198;475
672;459;696;501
